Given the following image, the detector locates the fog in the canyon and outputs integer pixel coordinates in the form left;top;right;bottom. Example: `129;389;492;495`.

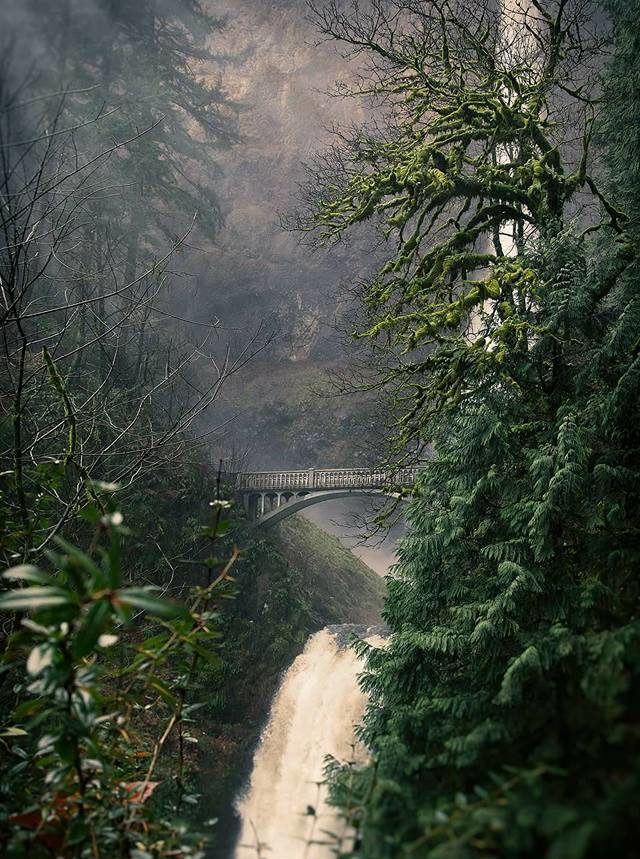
186;0;387;475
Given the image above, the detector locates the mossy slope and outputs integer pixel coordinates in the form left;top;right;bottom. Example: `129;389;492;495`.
272;513;384;627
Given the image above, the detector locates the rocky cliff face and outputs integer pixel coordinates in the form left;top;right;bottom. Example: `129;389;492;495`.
195;0;371;360
187;0;384;469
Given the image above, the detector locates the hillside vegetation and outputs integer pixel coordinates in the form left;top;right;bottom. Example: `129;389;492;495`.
273;515;385;626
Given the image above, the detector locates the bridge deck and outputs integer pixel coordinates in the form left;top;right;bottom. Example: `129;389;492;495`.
236;466;420;493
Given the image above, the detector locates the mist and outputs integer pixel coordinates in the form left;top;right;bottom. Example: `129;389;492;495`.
302;498;404;577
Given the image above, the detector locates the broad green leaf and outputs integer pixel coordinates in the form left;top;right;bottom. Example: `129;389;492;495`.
13;699;43;720
118;588;190;620
20;618;50;635
27;644;54;676
138;632;170;651
68;816;88;846
78;504;101;525
2;565;51;585
54;733;75;764
54;537;103;588
0;727;28;737
188;642;222;666
149;678;179;707
0;587;72;611
73;600;112;659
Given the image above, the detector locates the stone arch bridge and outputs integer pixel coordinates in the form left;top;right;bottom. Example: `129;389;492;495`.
235;467;420;527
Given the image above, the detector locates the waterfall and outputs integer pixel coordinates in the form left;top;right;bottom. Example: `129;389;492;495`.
234;626;385;859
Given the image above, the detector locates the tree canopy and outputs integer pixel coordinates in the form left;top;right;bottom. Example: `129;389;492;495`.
305;0;617;453
306;1;640;856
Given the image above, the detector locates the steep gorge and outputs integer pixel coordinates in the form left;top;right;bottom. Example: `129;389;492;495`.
196;514;385;858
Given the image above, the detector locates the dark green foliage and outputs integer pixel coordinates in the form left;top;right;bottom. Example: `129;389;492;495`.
0;1;239;565
335;233;640;858
306;1;640;856
267;516;385;629
0;491;237;858
0;0;239;253
599;0;640;233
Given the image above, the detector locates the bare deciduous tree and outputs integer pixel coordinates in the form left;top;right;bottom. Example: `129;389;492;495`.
0;75;267;564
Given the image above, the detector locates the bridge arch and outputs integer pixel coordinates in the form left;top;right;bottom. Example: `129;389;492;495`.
253;489;390;529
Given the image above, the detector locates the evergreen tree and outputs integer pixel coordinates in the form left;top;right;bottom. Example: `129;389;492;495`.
0;0;239;261
305;1;640;855
0;2;242;560
334;229;640;857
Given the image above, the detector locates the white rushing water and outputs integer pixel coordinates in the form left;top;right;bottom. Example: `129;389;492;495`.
234;627;384;859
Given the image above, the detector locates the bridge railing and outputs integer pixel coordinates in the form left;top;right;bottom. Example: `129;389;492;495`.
235;466;420;492
235;470;310;491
